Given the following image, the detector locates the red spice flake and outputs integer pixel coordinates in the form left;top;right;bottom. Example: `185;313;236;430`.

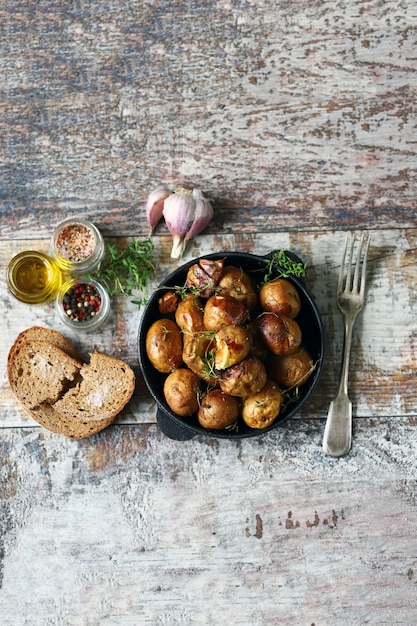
55;223;96;263
62;283;102;323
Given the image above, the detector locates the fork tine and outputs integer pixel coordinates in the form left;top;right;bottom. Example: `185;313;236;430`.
359;235;370;297
343;234;355;292
339;234;349;291
352;234;364;293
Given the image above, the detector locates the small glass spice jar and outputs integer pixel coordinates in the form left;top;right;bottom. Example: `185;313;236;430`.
7;251;63;304
50;217;105;274
55;277;111;331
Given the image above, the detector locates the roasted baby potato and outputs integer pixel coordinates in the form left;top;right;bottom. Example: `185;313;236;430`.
185;258;225;298
146;318;183;373
257;312;302;356
158;290;179;315
197;389;239;430
203;294;248;331
259;278;301;318
241;379;283;429
214;324;253;370
163;368;201;417
182;332;218;385
220;357;267;397
268;348;314;388
218;265;258;310
175;294;205;335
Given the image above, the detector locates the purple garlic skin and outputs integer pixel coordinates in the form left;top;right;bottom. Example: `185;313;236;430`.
146;187;171;235
147;185;214;259
163;188;213;259
185;189;214;241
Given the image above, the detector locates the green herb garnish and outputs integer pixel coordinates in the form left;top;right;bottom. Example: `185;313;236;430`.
263;250;306;284
89;238;155;307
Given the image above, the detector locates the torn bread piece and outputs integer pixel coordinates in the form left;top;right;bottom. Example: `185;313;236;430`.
8;339;82;410
53;350;135;422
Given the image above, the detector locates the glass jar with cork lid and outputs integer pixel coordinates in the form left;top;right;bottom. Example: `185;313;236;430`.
50;217;105;274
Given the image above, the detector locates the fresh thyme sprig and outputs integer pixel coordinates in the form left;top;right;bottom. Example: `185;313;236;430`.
89;238;155;307
263;250;306;284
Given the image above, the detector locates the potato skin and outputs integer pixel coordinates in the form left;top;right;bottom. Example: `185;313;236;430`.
268;348;314;388
259;278;301;318
203;294;248;331
257;312;302;356
198;389;239;429
214;324;253;370
218;266;258;310
220;357;267;397
241;379;283;429
163;368;201;417
146;318;183;373
185;258;225;298
182;332;218;385
175;295;205;335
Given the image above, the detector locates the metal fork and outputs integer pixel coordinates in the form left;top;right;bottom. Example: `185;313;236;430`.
322;233;371;457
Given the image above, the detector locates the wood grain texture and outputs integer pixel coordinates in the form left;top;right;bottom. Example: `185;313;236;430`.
1;419;417;625
1;1;417;239
1;1;417;622
1;228;416;430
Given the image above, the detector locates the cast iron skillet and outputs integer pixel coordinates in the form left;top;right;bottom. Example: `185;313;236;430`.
138;251;325;440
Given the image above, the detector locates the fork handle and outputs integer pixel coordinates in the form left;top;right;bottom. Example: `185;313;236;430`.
322;318;355;457
322;394;352;457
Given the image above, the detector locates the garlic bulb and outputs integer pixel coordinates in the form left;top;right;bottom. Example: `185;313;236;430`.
162;188;213;259
145;187;171;236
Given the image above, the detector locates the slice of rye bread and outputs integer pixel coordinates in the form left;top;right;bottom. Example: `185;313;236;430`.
27;403;116;439
53;350;135;422
8;339;82;410
8;326;83;362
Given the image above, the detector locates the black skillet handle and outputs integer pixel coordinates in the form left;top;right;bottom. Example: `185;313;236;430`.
156;408;196;441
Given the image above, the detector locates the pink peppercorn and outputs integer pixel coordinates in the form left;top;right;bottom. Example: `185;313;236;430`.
62;283;102;322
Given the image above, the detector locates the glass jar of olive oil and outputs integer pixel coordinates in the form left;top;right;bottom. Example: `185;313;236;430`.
7;251;63;304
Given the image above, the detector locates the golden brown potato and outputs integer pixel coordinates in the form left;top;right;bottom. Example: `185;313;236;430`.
182;332;218;385
158;290;179;315
198;389;239;430
259;278;301;318
241;379;283;429
203;294;248;331
185;258;225;298
163;368;201;417
269;348;314;388
214;324;253;370
220;357;267;397
218;265;258;310
257;312;302;356
146;319;183;373
175;294;205;335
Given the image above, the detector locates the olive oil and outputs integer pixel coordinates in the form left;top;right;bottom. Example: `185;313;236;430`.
7;251;62;304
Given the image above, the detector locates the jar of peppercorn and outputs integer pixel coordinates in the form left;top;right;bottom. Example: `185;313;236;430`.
55;278;111;331
50;217;105;274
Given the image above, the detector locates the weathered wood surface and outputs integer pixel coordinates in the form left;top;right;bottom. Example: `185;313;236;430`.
1;419;417;625
1;1;416;239
1;0;417;623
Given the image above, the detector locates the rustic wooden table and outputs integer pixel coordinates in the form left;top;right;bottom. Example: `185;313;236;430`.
1;1;417;624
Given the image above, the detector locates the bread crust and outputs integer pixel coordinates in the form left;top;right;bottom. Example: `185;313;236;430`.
7;327;135;438
8;326;83;362
8;339;82;410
